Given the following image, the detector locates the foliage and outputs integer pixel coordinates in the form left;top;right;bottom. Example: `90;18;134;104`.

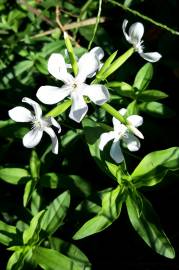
0;0;179;269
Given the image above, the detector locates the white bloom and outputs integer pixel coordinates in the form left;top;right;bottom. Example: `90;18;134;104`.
99;108;144;163
8;97;61;154
36;48;109;123
122;19;162;62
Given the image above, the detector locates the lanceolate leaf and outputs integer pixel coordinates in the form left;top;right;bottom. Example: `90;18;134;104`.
0;168;30;185
126;192;175;259
41;191;70;235
132;147;179;188
138;90;168;101
73;186;125;239
133;63;153;91
49;237;91;267
33;247;90;270
23;210;45;245
0;220;16;246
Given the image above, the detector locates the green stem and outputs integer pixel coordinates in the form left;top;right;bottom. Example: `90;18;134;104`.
88;0;103;50
101;103;126;124
45;100;72;118
108;0;179;36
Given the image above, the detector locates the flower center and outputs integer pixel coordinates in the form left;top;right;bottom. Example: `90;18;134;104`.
32;118;50;130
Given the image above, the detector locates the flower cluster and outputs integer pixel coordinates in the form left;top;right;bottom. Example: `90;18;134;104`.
8;20;162;162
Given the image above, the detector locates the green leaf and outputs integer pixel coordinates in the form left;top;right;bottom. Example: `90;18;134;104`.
0;168;29;185
96;50;118;80
133;63;153;91
139;101;175;118
6;248;34;270
14;60;34;77
0;220;16;246
30;150;40;179
132;147;179;188
49;237;91;267
126;192;175;258
138;90;168;101
40;173;92;197
23;179;36;207
33;247;90;270
102;185;124;219
42;40;65;56
0;120;29;139
107;81;134;98
102;47;134;80
82;118;115;179
64;32;78;76
73;186;124;239
73;215;111;240
126;100;139;115
23;210;45;245
41;191;70;235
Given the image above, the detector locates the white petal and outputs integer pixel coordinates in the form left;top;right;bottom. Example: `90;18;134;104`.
99;131;115;150
123;133;141;152
130;126;144;139
22;97;42;119
48;53;73;83
76;51;99;82
127;115;143;127
112;117;122;132
119;108;127;116
50;117;61;133
129;22;144;45
139;52;162;62
36;85;71;105
122;19;131;42
110;141;124;163
23;129;43;148
44;127;59;154
8;106;33;122
90;47;104;61
83;84;110;105
69;92;88;123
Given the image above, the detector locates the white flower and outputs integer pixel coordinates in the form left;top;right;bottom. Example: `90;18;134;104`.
8;97;61;154
99;108;144;163
36;48;109;123
122;19;162;62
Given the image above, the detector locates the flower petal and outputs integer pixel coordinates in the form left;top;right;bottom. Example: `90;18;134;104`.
123;133;141;152
99;131;115;150
110;141;124;163
122;19;131;42
8;106;33;122
50;117;61;133
36;85;71;105
83;84;110;105
139;52;162;63
129;125;144;139
119;108;127;116
127;115;143;127
44;127;59;154
48;53;73;83
90;47;104;61
76;51;99;82
23;129;43;148
69;92;88;122
22;97;42;119
129;22;144;45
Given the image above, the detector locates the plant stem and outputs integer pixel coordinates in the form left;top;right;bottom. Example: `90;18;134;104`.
101;103;126;124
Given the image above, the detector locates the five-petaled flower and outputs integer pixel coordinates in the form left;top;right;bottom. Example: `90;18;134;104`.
99;108;144;163
36;48;110;123
122;19;162;63
8;97;61;154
